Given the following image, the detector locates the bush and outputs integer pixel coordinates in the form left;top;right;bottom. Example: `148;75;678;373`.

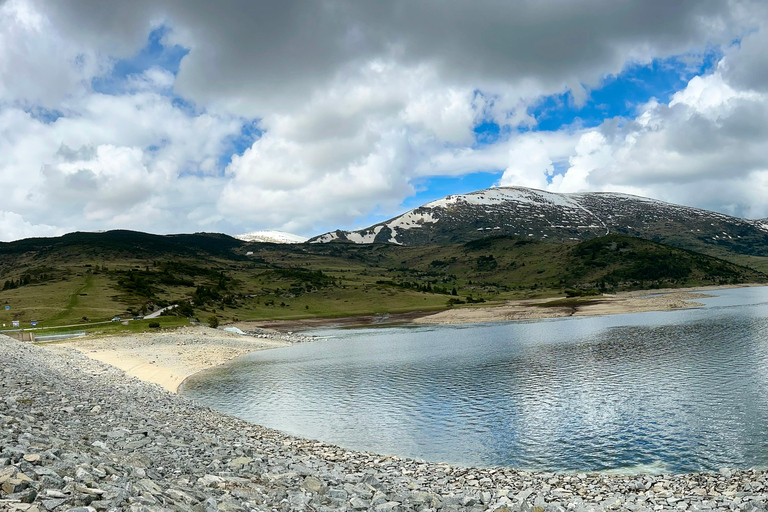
148;321;160;328
565;288;601;297
208;315;219;328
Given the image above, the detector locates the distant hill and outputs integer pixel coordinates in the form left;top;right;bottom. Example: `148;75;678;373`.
0;230;244;267
310;187;768;258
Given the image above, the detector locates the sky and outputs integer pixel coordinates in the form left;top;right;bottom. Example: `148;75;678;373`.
2;0;768;241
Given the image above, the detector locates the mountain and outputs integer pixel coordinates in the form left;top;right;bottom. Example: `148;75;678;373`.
310;187;768;257
234;230;308;244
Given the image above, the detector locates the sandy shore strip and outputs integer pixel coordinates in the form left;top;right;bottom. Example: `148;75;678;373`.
413;291;712;325
413;284;765;325
55;326;293;393
240;284;766;331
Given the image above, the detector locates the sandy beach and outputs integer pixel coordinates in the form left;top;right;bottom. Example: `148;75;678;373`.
56;326;291;393
413;289;716;324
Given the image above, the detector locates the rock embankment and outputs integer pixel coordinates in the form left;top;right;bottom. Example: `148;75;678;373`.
1;334;767;512
237;327;316;344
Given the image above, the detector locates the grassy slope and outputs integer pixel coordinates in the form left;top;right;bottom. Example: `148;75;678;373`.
0;232;764;330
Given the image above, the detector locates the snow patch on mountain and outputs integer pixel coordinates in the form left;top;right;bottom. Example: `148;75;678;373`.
427;187;582;210
388;210;439;230
311;232;339;243
346;226;383;244
234;230;308;244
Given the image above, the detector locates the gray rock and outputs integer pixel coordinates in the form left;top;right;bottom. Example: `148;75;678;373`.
350;496;371;509
302;475;324;493
42;498;69;510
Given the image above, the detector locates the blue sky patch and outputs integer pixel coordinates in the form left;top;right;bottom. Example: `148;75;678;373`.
347;172;502;231
528;51;721;132
92;26;189;95
474;121;501;145
24;105;64;124
218;119;263;169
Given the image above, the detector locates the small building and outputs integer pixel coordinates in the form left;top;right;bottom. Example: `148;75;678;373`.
7;331;34;342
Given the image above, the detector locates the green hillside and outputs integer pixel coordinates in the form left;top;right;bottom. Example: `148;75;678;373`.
0;231;764;331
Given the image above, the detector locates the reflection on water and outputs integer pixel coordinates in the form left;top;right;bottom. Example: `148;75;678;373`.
181;287;768;473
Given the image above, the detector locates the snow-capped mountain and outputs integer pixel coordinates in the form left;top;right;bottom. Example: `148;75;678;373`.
234;230;308;244
310;187;768;257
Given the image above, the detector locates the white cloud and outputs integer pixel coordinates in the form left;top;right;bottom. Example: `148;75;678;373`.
499;137;555;190
0;0;767;241
0;211;63;242
0;62;243;235
546;53;768;218
0;0;106;106
551;132;613;193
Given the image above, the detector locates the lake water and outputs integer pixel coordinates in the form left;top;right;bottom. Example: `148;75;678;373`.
180;286;768;473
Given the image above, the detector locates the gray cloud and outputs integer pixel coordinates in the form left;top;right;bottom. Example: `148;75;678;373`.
56;143;96;162
721;25;768;92
36;0;759;113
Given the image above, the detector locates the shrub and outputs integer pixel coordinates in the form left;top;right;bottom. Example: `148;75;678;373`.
148;321;160;328
565;288;601;297
208;315;219;328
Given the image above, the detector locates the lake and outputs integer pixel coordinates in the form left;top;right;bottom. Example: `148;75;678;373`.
180;286;768;473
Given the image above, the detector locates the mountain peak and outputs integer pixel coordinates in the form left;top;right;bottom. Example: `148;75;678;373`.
309;186;768;257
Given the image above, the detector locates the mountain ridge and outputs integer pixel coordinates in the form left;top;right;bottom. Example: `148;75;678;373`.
310;186;768;258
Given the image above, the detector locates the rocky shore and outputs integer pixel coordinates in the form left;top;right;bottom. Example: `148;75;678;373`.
2;335;768;511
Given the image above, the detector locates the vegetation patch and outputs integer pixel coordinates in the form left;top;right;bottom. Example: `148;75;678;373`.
0;231;763;331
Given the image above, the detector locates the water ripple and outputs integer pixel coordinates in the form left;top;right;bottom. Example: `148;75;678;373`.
182;286;768;473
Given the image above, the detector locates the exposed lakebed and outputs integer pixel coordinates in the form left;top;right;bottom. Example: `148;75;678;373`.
181;286;768;474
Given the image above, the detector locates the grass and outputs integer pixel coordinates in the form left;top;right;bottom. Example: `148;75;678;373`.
0;232;764;332
0;272;128;329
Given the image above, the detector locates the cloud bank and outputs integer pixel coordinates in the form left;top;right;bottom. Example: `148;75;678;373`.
0;0;767;240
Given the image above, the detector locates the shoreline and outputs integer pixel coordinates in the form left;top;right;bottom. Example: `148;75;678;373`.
240;283;766;331
58;284;766;395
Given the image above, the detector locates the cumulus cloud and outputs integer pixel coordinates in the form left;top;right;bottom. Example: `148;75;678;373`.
0;211;62;242
0;0;106;106
1;0;768;240
0;61;243;237
547;59;768;218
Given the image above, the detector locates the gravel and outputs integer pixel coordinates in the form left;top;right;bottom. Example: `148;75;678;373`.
1;334;767;511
